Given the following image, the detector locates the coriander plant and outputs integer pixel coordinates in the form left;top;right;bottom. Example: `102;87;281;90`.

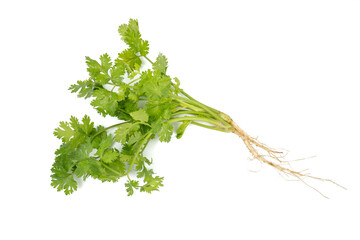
51;19;342;197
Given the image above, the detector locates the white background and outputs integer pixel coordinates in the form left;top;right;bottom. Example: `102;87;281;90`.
1;0;359;239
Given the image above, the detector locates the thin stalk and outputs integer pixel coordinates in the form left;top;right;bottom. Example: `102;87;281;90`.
101;162;124;176
172;110;214;118
90;121;130;141
128;77;141;85
139;136;151;155
126;132;153;175
174;99;205;112
180;89;221;114
191;122;231;133
144;56;154;65
109;86;116;96
167;116;230;130
173;95;226;125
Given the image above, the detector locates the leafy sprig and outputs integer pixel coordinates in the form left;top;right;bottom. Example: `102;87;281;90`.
52;19;343;197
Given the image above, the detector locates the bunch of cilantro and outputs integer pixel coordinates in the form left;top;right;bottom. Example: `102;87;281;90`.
52;19;338;197
51;19;236;196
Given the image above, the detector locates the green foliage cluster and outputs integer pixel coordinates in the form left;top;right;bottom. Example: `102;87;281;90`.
51;19;234;195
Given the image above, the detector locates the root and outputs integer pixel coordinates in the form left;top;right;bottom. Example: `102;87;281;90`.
228;118;345;198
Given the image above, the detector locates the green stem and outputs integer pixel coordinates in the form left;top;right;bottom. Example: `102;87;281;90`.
128;77;141;85
126;174;132;182
173;95;228;126
109;86;116;95
172;110;213;118
191;122;231;133
167;116;229;130
173;98;205;112
101;162;124;176
144;56;154;65
140;137;151;155
180;90;220;113
90;121;130;141
126;132;153;175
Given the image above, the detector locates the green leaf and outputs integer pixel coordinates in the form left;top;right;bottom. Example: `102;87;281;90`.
99;53;112;73
110;62;126;85
125;180;139;196
118;19;149;56
81;115;94;135
69;79;94;99
101;149;120;163
106;160;126;176
72;141;94;162
117;48;142;71
95;133;114;157
53;142;76;172
136;161;154;179
114;123;133;144
128;91;138;102
153;53;168;74
117;86;126;101
54;121;75;143
119;154;133;163
140;70;172;99
127;131;143;145
86;56;101;72
51;168;78;195
85;57;101;78
159;122;173;143
130;109;149;123
54;115;96;144
86;56;110;84
73;158;101;180
91;88;120;116
140;176;164;194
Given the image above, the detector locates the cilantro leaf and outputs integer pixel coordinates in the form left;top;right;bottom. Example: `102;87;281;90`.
139;70;172;99
101;160;126;181
153;53;168;74
130;109;149;123
73;158;101;181
51;169;78;195
54;121;75;143
54;115;95;145
140;176;164;194
125;180;139;196
69;79;94;99
118;19;149;56
91;88;121;116
159;122;173;143
101;149;120;163
127;131;143;145
114;123;132;144
110;62;126;85
117;48;142;71
95;133;114;157
85;57;108;84
99;53;112;74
